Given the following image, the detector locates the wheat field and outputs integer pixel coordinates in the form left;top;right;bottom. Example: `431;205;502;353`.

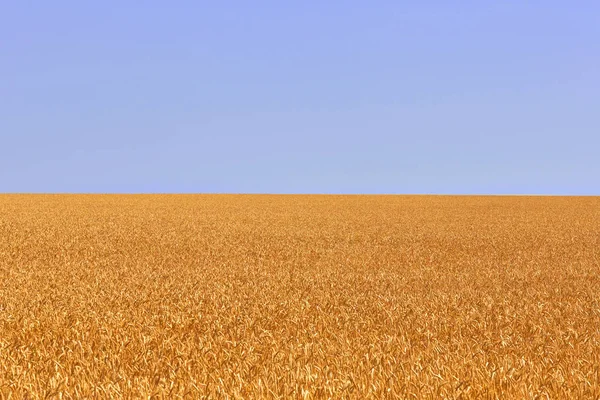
0;194;599;398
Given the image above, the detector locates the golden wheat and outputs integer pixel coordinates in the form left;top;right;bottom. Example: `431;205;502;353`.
1;194;599;398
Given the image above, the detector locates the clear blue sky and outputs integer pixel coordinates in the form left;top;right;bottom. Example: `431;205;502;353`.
2;2;598;194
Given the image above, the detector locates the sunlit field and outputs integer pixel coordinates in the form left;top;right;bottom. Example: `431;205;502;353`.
1;195;599;398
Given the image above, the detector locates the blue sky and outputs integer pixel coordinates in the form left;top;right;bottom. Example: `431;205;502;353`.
1;2;598;194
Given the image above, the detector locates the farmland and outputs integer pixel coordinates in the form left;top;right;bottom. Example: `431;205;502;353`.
1;194;599;398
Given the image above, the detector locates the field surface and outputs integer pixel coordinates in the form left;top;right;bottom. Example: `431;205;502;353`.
1;194;599;399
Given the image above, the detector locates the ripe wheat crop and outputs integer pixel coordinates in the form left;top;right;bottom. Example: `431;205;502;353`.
1;195;599;398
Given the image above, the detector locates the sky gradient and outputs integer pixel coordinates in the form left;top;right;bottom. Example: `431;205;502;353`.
2;2;598;194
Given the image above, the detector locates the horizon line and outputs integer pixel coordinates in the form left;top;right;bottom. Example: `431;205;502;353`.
1;192;598;197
